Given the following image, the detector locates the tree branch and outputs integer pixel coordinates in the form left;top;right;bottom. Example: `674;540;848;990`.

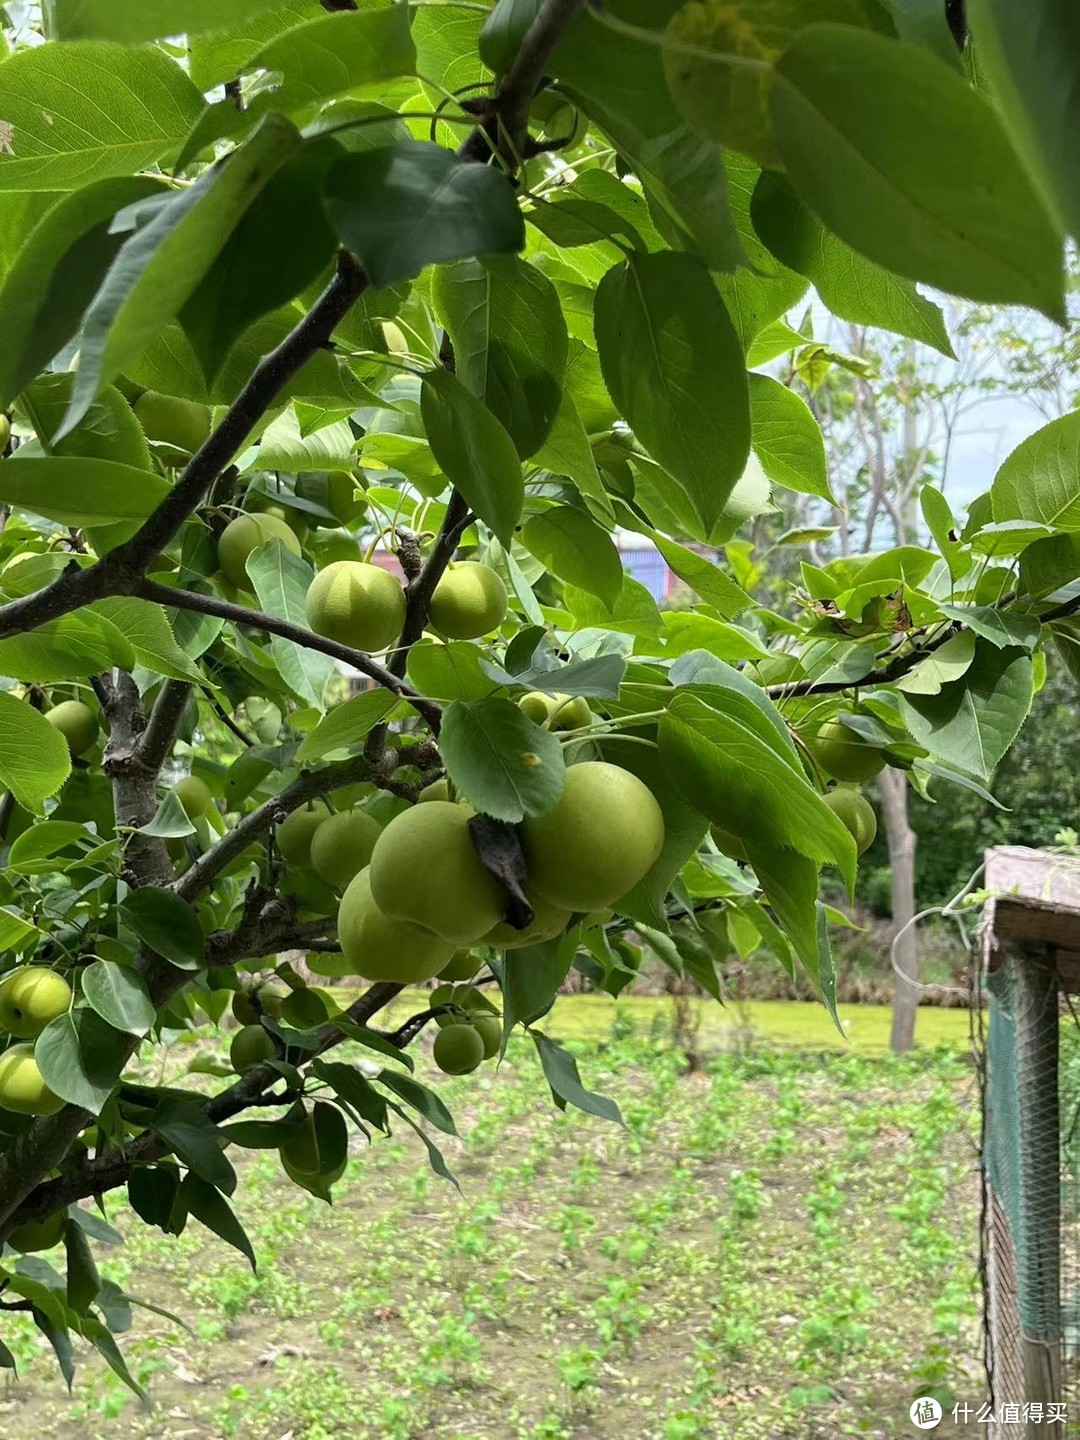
388;490;472;680
136;679;192;773
458;0;589;165
6;980;402;1229
0;254;370;642
135;577;441;731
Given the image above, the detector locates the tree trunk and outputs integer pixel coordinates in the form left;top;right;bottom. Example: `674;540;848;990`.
880;767;919;1052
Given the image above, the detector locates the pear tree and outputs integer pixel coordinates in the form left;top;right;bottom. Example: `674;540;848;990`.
0;0;1073;1396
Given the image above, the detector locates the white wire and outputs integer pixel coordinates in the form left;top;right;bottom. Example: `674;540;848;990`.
888;860;987;998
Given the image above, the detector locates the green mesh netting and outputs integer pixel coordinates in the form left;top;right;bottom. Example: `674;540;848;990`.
984;959;1065;1422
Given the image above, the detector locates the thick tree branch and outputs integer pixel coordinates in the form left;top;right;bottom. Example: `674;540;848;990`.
7;980;402;1229
388;490;472;679
174;751;375;903
458;0;589;165
135;577;441;730
0;254;369;642
766;591;1080;701
137;679;192;773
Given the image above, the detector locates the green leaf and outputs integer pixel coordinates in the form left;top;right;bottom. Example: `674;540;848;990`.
661;0;872;168
432;256;568;460
534;392;615;523
968;0;1080;241
716;151;809;351
255;410;355;474
188;3;317;90
1020;533;1080;599
138;792;196;841
8;821;91;872
51;0;285;41
629;524;752;616
64;115;302;433
296;689;401;764
749;373;832;503
920;485;967;582
78;1317;148;1405
245;542;335;710
532;1032;623;1125
0;43;204;192
154;1103;236;1194
127;1165;182;1232
750;172;953;356
659;691;856;889
243;6;415;115
81;961;155;1038
521;506;623;610
895;630;977;695
377;1071;457;1137
0;692;72;814
384;1100;460;1190
0;457;170;527
898;641;1034;781
937;604;1041;652
311;1060;390;1133
551;0;744;270
772;26;1064;318
0;611;135;682
440;697;566;823
324;142;525;289
594;251;750;535
495;935;576;1046
120;890;206;970
990;410;1080;530
420;369;523;545
608;743;709;931
328;1021;414;1072
743;845;833;1002
64;1221;101;1315
180;143;339;383
179;1175;255;1271
407;638;499;702
91;598;205;683
35;1009;128;1115
0;177;168;407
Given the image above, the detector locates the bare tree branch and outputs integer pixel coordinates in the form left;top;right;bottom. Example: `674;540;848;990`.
135;577;441;730
137;679;192;773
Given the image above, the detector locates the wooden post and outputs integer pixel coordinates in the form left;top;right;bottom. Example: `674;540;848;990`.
1009;943;1061;1435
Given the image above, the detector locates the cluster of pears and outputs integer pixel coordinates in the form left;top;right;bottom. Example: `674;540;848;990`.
429;959;502;1076
215;479;512;657
0;968;72;1116
335;759;665;994
810;717;882;856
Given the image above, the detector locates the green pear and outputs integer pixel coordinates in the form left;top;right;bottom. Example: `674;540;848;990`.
230;1024;276;1074
338;868;454;983
428;562;508;640
811;718;886;784
45;699;99;758
521;761;665;912
173;775;213;819
276;800;331;868
481;887;572;950
134;391;212;454
0;1044;63;1115
305;560;405;652
822;787;877;855
437;951;481;983
8;1211;66;1252
0;968;72;1039
369;801;504;945
471;1013;502;1060
310;807;382;891
433;1023;485;1075
217;512;302;590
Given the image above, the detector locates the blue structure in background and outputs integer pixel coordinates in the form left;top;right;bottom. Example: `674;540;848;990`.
620;546;670;601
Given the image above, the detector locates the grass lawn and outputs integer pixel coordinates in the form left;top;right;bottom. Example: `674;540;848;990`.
0;1001;983;1438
